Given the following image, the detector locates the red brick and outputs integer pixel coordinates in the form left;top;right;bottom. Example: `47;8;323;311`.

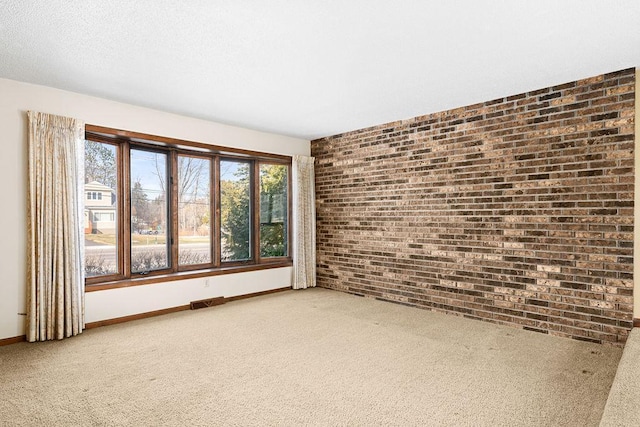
311;69;635;346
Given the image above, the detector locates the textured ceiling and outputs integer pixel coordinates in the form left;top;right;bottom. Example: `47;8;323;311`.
1;0;639;140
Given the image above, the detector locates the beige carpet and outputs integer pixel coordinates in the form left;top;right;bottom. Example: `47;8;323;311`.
0;288;622;426
599;328;640;427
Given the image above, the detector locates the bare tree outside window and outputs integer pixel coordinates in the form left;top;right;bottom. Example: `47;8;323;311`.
130;149;169;273
178;156;211;265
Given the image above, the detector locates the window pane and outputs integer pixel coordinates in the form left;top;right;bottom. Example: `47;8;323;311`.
260;164;288;257
178;156;211;265
84;140;118;277
220;160;251;262
130;149;170;273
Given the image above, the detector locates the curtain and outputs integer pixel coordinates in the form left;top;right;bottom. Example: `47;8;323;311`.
291;155;316;289
27;111;85;342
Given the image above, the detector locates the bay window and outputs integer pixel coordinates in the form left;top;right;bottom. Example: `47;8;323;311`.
83;125;291;288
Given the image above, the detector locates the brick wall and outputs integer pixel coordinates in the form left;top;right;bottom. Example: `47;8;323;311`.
311;68;635;345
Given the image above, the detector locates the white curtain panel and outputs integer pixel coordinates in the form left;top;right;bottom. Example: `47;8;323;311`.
27;111;85;341
292;155;316;289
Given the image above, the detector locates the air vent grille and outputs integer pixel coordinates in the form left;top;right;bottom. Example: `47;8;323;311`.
190;297;225;310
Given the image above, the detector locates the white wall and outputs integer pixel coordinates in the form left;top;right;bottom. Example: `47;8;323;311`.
0;78;309;340
85;268;293;323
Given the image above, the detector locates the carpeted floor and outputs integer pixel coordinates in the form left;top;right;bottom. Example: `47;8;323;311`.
600;328;640;426
0;288;623;426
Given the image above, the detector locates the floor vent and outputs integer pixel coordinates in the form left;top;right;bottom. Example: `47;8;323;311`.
190;297;225;310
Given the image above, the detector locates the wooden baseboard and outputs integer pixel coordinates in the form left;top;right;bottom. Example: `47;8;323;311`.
225;286;290;303
634;318;640;328
85;286;291;330
0;335;26;347
3;288;293;339
85;305;190;329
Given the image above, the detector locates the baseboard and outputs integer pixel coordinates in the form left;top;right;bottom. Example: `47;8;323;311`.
85;305;190;329
225;286;290;303
85;286;291;330
634;318;640;328
0;335;26;347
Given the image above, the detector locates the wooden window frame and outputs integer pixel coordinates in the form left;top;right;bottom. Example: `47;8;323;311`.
219;157;254;265
84;125;292;291
129;145;173;277
174;152;215;272
256;162;291;264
